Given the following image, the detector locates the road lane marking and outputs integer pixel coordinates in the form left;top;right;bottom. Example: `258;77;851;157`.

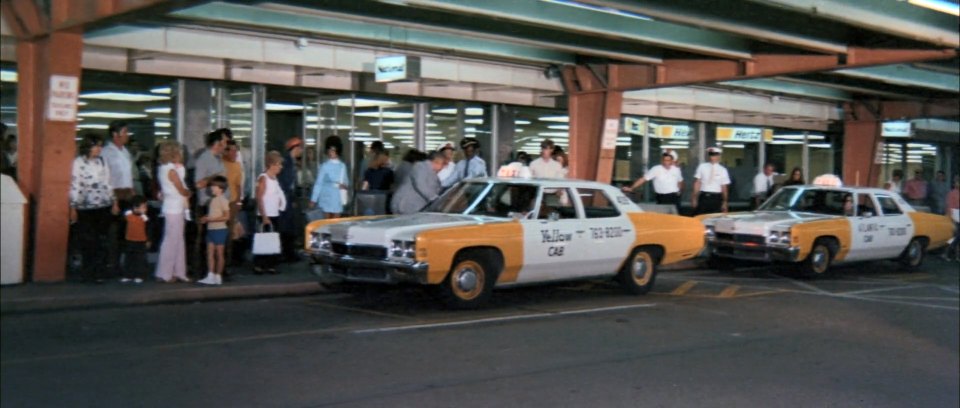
308;302;419;321
840;284;924;296
718;285;740;298
670;281;697;296
352;303;657;334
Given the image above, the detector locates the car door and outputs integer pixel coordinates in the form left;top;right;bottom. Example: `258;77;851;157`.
845;193;884;262
574;187;634;277
872;194;914;258
517;187;584;284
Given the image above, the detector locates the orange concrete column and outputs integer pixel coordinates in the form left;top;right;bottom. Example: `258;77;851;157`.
16;28;84;282
842;120;882;188
566;64;623;183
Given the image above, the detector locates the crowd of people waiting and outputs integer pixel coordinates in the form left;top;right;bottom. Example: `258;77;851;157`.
6;116;957;285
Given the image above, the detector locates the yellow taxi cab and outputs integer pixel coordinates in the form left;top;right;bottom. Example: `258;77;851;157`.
698;185;954;277
306;177;704;308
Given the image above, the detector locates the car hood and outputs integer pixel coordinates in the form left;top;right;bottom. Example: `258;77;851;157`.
706;211;838;235
324;213;508;245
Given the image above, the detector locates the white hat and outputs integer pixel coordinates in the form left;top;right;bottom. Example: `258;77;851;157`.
706;146;723;155
662;149;679;161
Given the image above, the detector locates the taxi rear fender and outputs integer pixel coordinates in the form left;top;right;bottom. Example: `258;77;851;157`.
908;212;952;250
628;213;705;265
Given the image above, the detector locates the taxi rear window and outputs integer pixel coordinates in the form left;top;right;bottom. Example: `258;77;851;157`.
578;189;620;218
876;196;903;215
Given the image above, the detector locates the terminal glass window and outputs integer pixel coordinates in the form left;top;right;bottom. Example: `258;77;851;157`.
503;106;568;168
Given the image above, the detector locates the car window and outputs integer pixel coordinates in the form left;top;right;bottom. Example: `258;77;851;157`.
758;187;800;211
425;182;490;214
577;188;621;218
856;194;877;217
876;195;903;216
538;188;577;219
792;189;848;216
467;183;539;218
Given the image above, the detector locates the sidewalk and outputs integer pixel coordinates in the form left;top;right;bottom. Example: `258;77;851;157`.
0;262;325;315
1;258;704;315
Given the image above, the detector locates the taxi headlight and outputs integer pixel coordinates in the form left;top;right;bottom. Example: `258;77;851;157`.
779;232;791;244
768;231;780;243
315;233;331;250
391;240;416;258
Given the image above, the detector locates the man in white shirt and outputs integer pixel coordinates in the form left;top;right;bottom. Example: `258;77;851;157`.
529;139;565;179
692;146;731;215
101;121;135;204
622;150;683;211
442;137;487;188
752;163;778;209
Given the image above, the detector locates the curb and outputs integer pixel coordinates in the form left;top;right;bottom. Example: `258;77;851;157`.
0;282;326;315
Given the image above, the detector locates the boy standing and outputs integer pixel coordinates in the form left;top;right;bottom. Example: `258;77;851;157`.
198;176;230;285
121;195;150;284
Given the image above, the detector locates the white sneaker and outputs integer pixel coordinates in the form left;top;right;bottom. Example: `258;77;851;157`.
216;274;223;285
197;273;218;285
120;278;132;283
133;278;144;284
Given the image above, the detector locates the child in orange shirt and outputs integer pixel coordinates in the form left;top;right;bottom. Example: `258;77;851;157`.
121;195;150;284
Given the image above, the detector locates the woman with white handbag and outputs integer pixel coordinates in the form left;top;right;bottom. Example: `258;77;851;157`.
308;136;349;219
253;151;287;274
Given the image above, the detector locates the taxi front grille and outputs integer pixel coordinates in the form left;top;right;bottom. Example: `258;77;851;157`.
331;243;387;260
715;233;765;245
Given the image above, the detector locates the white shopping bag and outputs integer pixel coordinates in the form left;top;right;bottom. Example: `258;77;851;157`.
252;224;281;255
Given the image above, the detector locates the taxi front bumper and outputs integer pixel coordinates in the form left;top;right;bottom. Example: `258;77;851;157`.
707;239;801;262
309;250;429;284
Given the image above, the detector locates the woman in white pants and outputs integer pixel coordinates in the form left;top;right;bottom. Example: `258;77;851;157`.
154;141;192;282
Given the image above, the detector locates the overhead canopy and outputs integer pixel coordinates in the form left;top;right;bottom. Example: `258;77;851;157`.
2;0;958;117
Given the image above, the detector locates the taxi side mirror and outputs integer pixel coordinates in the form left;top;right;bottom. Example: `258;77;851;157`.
861;211;874;218
548;212;560;222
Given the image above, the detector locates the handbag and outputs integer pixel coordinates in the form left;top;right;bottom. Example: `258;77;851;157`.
339;163;350;206
251;223;281;255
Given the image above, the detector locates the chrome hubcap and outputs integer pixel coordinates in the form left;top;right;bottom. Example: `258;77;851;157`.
633;257;648;280
813;249;827;271
457;268;478;292
909;243;920;260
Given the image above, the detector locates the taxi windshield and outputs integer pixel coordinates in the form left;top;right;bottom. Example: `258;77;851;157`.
425;182;540;218
758;187;849;216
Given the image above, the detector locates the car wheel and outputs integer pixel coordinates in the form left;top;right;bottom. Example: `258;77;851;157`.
899;238;925;270
619;248;658;295
440;253;497;309
801;240;833;278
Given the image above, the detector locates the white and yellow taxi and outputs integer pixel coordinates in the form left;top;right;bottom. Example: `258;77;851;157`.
699;185;954;277
306;178;704;308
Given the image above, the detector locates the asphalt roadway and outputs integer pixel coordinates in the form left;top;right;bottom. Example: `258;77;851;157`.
2;259;958;408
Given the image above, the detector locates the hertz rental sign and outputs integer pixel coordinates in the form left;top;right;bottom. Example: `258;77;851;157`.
716;127;774;142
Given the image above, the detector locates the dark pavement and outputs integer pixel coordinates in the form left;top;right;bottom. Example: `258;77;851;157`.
1;258;957;407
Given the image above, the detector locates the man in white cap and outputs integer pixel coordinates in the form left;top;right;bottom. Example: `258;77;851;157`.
442;137;487;188
692;146;731;215
622;149;683;212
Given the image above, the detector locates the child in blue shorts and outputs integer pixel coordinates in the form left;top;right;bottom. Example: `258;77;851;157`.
198;176;230;285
